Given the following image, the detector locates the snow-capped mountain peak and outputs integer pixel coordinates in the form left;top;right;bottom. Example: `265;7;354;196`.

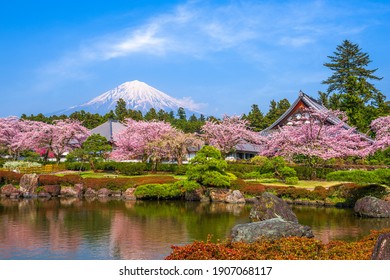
54;80;203;116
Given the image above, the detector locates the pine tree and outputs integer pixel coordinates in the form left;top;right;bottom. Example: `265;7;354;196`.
114;98;128;121
263;99;291;128
321;40;387;131
245;104;264;132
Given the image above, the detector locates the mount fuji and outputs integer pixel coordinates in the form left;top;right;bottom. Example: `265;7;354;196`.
53;80;204;116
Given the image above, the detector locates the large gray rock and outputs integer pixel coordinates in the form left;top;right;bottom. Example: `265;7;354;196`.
19;174;39;197
249;192;298;223
231;218;314;242
225;190;246;204
372;233;390;260
354;196;390;218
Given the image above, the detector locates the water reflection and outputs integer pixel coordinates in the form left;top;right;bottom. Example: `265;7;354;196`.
293;205;390;243
0;198;389;260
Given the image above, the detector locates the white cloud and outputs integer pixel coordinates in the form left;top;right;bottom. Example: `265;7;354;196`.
38;0;384;87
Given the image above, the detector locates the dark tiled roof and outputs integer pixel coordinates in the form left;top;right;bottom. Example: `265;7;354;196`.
235;142;262;153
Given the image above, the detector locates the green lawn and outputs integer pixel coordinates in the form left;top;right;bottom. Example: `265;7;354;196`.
258;180;349;189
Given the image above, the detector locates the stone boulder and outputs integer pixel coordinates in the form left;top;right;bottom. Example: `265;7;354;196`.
123;188;137;200
111;190;122;197
249;192;298;223
354;196;390;218
60;184;84;197
84;188;97;197
372;233;390;260
1;184;21;197
97;188;112;197
185;187;207;201
19;174;39;196
42;185;61;197
231;218;314;242
225;190;246;204
209;188;230;202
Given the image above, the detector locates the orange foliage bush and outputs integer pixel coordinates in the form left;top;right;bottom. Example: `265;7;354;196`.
165;229;390;260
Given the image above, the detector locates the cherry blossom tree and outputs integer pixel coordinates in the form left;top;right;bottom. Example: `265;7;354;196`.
370;115;390;151
201;115;260;157
111;119;177;165
259;109;373;177
151;131;204;165
0;117;39;159
30;119;89;163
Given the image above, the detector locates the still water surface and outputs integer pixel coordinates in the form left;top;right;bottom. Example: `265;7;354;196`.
1;198;389;260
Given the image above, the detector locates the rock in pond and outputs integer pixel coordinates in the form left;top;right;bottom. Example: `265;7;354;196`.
249;192;298;223
97;188;112;197
231;218;314;242
1;184;21;197
42;185;61;197
372;233;390;260
225;190;246;204
19;174;39;197
354;196;390;218
123;188;137;200
60;184;84;197
209;188;230;202
84;188;97;197
185;187;207;201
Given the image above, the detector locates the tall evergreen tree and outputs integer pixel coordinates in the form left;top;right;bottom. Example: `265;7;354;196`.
114;98;128;121
245;104;264;132
144;108;158;121
320;40;387;131
177;107;187;120
263;98;291;128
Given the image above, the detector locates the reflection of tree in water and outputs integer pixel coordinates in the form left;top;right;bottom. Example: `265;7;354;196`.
0;198;83;259
2;198;388;259
293;205;390;243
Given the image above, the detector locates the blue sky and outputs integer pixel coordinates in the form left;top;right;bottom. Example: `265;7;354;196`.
1;0;389;118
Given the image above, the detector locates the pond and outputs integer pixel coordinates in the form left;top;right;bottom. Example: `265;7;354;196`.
0;198;389;260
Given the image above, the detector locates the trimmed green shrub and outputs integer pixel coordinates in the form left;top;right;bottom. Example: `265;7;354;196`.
326;169;389;185
186;146;231;188
116;162;147;176
134;183;182;199
65;162;91;171
174;180;201;192
201;171;231;188
174;165;188;175
250;156;269;166
280;166;297;179
285;176;299;185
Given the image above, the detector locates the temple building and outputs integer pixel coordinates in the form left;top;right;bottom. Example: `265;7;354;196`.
261;91;351;135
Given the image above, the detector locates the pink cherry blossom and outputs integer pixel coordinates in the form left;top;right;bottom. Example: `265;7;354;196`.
201;115;260;157
259;109;373;162
370;115;390;151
